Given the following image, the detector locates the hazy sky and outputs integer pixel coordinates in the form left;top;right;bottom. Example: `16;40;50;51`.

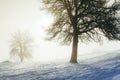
0;0;120;62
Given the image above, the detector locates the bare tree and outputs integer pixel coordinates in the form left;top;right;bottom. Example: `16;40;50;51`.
10;31;33;62
42;0;120;63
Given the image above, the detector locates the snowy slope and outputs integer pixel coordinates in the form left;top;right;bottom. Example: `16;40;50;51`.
0;50;120;80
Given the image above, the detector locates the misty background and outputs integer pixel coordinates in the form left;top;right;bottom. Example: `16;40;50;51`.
0;0;120;62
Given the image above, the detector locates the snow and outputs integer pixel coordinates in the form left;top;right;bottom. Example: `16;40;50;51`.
0;50;120;80
113;74;120;80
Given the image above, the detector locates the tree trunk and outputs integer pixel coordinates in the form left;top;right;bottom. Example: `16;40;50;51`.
70;34;78;63
20;57;23;62
19;54;24;62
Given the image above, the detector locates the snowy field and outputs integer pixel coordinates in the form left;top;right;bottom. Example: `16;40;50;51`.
0;50;120;80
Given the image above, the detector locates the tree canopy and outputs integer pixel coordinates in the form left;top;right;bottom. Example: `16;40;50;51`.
43;0;120;43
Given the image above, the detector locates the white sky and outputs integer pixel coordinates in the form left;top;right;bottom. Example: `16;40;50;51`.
0;0;120;62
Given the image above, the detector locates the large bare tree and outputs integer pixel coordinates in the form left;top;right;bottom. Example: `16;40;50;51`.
42;0;120;63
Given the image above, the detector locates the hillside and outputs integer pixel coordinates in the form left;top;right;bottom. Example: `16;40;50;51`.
0;50;120;80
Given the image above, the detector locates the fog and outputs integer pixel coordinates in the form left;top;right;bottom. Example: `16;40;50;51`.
0;0;120;62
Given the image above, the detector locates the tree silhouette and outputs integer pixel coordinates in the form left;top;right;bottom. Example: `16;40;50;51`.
42;0;120;63
10;31;33;62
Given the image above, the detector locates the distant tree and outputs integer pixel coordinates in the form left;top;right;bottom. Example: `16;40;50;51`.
10;31;33;62
42;0;120;63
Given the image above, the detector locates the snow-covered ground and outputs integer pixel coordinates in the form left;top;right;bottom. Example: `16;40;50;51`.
0;50;120;80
